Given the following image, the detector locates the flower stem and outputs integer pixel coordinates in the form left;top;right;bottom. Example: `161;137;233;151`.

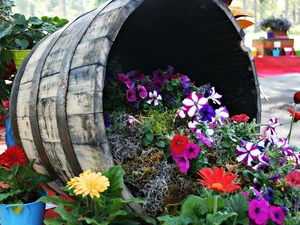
214;195;218;216
287;104;296;144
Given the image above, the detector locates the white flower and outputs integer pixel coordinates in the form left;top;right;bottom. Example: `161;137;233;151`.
147;90;162;106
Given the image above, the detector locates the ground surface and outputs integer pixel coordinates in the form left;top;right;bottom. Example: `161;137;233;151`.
259;74;300;146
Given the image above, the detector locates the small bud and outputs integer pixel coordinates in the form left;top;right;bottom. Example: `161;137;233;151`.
294;91;300;104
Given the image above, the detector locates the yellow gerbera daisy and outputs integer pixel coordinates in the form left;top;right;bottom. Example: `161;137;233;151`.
73;171;110;198
67;169;93;189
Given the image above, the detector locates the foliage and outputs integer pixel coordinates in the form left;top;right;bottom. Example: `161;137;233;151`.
259;14;292;31
40;166;156;225
0;0;69;130
0;146;52;214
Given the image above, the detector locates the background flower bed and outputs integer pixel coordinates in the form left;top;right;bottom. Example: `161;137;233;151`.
103;65;300;224
259;14;292;31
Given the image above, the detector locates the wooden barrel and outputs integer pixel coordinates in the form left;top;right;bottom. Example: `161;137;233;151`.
10;0;261;197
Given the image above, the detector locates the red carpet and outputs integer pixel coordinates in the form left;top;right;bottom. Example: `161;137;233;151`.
254;56;300;78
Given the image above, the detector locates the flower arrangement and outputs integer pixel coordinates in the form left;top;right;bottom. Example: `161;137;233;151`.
39;166;156;225
103;66;300;224
0;145;52;214
259;15;292;31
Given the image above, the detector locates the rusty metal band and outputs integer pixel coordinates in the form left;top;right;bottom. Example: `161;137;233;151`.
56;1;113;176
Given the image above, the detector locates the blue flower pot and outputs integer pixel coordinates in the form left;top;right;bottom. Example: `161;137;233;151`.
267;31;274;39
272;49;281;57
0;200;46;225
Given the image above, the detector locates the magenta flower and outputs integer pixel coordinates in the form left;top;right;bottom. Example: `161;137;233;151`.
249;199;270;225
118;73;130;84
215;106;229;125
125;80;135;89
182;91;208;117
207;87;222;105
132;70;144;81
153;69;164;80
126;89;137;102
180;75;190;89
2;100;9;107
153;79;164;91
236;141;261;166
176;106;188;119
147;90;162;106
138;85;148;99
144;81;153;91
184;142;200;159
172;152;190;173
196;132;212;147
269;206;285;225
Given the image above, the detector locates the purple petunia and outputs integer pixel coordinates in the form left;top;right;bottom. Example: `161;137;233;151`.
183;142;200;159
269;173;281;182
263;188;274;202
138;85;148;99
118;73;130;84
252;152;270;171
180;75;190;89
126;89;137;102
249;199;270;225
236;141;261;166
199;104;216;122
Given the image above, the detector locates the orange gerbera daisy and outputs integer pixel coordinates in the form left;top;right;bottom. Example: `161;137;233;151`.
287;108;300;122
0;146;27;168
197;166;241;195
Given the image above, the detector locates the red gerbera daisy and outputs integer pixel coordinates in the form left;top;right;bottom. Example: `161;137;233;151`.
285;170;300;187
230;114;249;123
170;134;189;154
287;108;300;122
197;166;241;195
0;146;27;168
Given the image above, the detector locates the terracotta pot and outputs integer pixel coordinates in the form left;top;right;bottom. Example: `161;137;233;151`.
271;30;287;38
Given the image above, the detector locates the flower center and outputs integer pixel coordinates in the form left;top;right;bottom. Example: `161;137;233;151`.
255;208;260;214
211;182;223;191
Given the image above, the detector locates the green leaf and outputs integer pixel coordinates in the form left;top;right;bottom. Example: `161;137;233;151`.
8;199;24;214
224;194;249;225
12;13;27;27
127;212;157;225
28;16;42;25
15;39;29;49
0;24;13;39
180;195;209;219
103;166;124;198
145;131;154;141
206;212;237;225
54;204;79;224
157;215;182;225
56;19;69;27
43;217;67;225
0;190;21;202
142;137;152;146
156;140;166;148
202;197;224;213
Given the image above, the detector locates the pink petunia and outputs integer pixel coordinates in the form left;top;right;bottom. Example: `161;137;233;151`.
172;152;190;173
269;206;285;225
196;132;212;147
126;89;137;102
183;142;200;159
248;199;270;225
137;85;148;99
2;101;9;107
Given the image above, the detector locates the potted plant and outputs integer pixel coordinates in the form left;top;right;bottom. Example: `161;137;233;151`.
259;15;292;38
0;0;69;145
39;166;157;225
0;145;52;225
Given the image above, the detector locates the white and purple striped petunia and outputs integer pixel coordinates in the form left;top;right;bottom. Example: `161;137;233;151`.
207;87;222;105
252;152;271;171
147;90;162;106
215;106;229;125
182;91;208;117
236;140;261;166
265;117;280;135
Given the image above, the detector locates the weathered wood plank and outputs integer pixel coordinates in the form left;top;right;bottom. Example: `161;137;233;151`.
43;142;74;183
99;0;132;14
67;92;100;115
17;116;33;140
67;114;98;145
71;37;112;69
73;144;108;172
39;74;59;99
16;82;31;117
